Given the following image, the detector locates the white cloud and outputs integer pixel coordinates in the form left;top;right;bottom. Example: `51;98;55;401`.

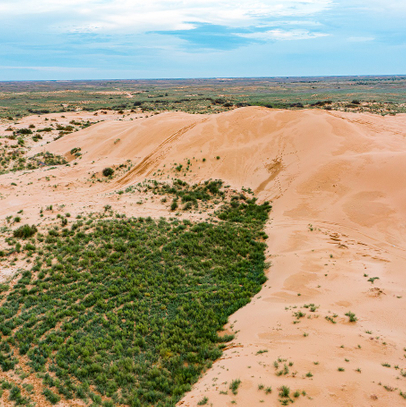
0;0;333;34
0;65;94;73
348;36;374;42
238;29;328;41
342;0;406;12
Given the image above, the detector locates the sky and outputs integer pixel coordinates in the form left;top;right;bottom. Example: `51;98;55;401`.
0;0;405;80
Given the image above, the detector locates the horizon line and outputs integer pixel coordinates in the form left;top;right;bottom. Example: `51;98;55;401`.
1;74;406;84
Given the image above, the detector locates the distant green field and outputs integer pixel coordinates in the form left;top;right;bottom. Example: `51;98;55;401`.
0;76;405;119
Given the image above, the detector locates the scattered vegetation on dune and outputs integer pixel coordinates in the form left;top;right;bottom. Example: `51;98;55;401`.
0;182;271;407
145;178;226;211
0;145;67;174
119;178;260;218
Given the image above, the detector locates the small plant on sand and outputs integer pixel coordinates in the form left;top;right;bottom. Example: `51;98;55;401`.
278;386;292;405
198;396;209;405
325;316;337;324
345;311;357;322
230;379;241;395
170;199;178;211
303;303;318;312
293;311;306;319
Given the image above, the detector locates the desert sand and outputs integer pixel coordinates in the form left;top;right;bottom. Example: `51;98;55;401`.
1;106;406;406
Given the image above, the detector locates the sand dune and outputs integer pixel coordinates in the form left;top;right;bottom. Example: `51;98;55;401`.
2;106;406;405
38;107;406;244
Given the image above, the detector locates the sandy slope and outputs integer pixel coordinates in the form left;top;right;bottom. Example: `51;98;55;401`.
1;107;406;406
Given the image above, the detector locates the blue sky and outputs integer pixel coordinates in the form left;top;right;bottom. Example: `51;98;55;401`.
0;0;405;80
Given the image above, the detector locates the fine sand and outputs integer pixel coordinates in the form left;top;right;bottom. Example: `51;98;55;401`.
1;106;406;406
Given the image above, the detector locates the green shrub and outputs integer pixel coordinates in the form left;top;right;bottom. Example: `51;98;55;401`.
279;386;290;398
43;388;61;404
230;379;241;395
13;224;37;239
16;128;32;135
345;311;357;322
102;167;114;177
9;386;30;405
2;381;12;390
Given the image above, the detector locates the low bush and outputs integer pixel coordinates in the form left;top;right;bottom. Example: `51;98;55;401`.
13;224;37;239
103;167;114;177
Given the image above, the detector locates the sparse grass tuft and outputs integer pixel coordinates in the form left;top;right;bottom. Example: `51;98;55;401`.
230;379;241;395
345;311;357;322
198;396;209;405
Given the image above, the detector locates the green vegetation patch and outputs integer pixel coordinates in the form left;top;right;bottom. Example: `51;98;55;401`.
121;178;235;213
0;147;67;175
0;189;271;406
146;178;225;211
